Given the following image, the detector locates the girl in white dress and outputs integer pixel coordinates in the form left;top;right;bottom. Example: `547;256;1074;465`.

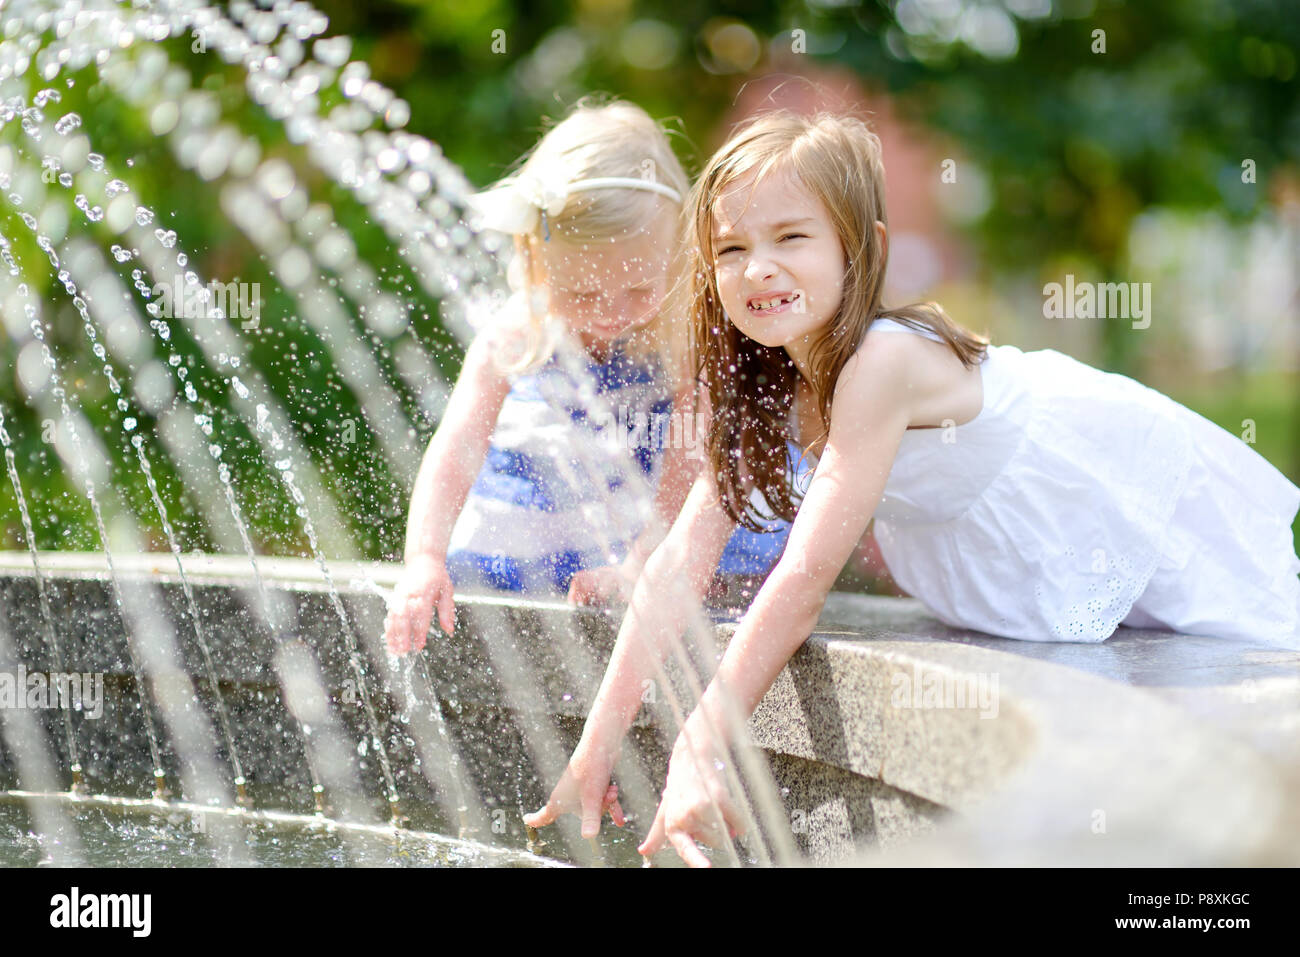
525;110;1300;865
789;316;1300;646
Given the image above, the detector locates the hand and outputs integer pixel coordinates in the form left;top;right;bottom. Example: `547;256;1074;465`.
522;745;626;839
566;564;634;607
638;739;744;868
384;554;455;655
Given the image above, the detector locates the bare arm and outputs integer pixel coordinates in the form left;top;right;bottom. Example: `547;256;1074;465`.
402;331;512;564
672;340;913;760
524;464;737;834
637;337;916;863
385;332;512;653
578;465;737;756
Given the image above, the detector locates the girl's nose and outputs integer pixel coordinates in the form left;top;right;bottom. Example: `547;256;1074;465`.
744;255;777;283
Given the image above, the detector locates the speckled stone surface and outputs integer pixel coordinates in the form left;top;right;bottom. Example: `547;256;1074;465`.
0;553;1295;865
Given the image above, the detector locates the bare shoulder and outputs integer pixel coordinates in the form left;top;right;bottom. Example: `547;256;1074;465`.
833;326;921;422
843;322;983;430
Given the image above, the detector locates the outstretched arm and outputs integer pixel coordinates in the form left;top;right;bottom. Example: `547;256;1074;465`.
582;464;736;753
527;464;737;835
385;332;512;653
640;338;914;864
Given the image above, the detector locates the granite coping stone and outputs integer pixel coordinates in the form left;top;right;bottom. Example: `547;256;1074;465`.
0;551;1294;865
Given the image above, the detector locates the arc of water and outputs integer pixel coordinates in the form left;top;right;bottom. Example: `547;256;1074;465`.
2;239;244;849
109;3;515;837
2;273;169;793
109;563;256;863
211;0;797;861
1;94;413;823
412;656;478;838
1;0;481;839
185;0;502;331
275;638;398;863
0;168;255;806
131;439;251;802
75;50;477;828
4;213;345;817
45;220;350;818
217;179;421;483
542;351;755;867
289;203;452;423
17;101;414;826
133;2;512;826
122;228;357;558
0;264;258;862
0;401;82;780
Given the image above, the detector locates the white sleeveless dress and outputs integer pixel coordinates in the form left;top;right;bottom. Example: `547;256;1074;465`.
799;317;1300;648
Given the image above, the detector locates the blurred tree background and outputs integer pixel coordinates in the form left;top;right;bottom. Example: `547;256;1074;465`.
1;0;1297;564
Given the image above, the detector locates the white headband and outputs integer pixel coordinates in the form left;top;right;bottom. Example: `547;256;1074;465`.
468;171;683;238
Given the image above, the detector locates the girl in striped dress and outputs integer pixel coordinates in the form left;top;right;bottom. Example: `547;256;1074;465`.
384;101;787;655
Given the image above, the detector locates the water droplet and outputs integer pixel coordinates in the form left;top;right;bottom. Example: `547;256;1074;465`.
313;36;351;67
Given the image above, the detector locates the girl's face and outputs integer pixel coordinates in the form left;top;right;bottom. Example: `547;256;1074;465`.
710;166;846;359
530;211;676;349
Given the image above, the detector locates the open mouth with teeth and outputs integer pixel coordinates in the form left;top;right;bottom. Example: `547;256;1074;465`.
747;292;801;314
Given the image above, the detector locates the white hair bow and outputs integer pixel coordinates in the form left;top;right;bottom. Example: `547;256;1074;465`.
468;170;570;236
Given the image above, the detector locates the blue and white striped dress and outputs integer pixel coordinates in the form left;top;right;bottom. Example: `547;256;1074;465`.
446;337;788;593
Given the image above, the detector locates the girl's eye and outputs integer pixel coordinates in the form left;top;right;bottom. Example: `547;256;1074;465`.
716;245;742;256
779;233;808;242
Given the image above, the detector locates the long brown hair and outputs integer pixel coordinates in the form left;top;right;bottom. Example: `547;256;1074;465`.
685;111;989;529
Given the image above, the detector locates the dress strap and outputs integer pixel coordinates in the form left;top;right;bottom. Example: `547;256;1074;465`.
869;316;945;343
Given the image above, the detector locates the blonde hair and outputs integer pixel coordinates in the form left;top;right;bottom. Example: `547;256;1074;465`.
686;111;989;529
489;98;691;381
